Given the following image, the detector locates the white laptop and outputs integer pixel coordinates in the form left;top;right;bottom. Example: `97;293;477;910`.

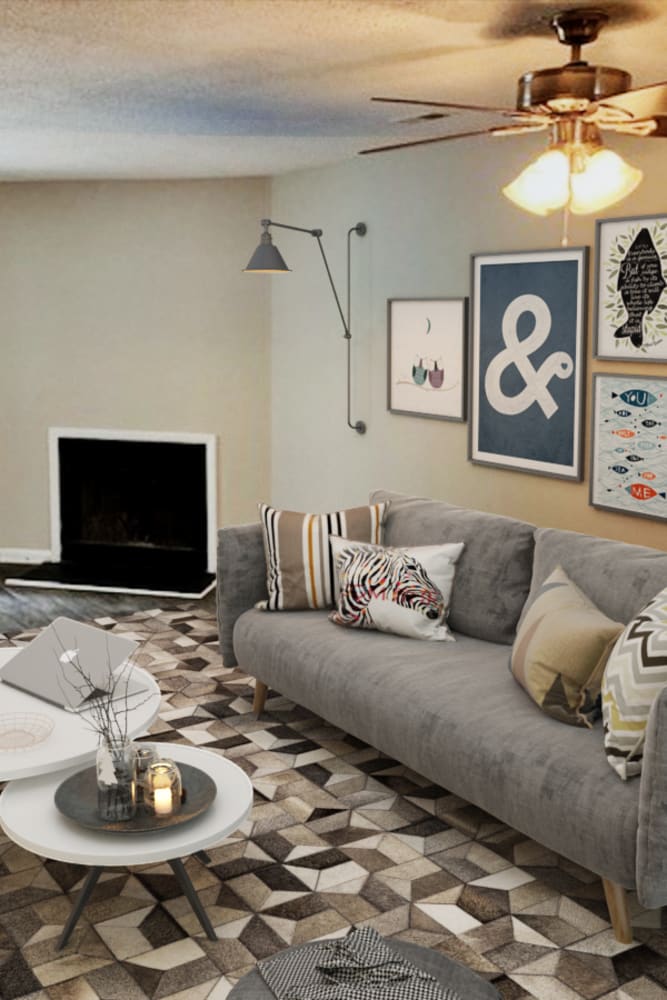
0;616;145;712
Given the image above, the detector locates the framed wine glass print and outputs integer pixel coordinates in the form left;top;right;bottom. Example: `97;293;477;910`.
387;298;467;422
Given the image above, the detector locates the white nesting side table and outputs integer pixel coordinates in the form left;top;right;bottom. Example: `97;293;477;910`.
0;743;253;948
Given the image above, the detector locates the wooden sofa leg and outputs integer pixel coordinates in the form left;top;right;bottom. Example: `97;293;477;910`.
602;878;633;943
253;680;268;716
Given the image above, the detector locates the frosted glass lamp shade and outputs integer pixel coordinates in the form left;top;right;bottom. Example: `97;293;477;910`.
501;148;570;216
569;149;643;215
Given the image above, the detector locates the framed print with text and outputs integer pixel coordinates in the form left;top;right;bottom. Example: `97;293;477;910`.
590;373;667;522
470;247;588;480
595;214;667;361
387;298;467;422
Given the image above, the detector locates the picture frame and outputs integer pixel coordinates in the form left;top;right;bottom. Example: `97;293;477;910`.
590;373;667;522
594;214;667;361
387;297;467;422
470;247;588;480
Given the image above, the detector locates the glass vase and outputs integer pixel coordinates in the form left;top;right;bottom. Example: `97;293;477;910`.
96;738;138;822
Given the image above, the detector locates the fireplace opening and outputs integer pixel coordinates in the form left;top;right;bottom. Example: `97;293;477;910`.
7;430;216;597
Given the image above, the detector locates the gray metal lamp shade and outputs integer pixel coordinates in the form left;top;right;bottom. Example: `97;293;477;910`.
244;232;290;273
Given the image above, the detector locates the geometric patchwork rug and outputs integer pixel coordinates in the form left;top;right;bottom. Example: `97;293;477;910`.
0;608;666;1000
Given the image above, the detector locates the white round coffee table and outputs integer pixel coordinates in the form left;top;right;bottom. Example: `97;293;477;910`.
0;647;161;781
0;743;253;947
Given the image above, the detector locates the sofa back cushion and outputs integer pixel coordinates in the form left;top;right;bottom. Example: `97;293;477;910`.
369;490;535;644
528;527;667;626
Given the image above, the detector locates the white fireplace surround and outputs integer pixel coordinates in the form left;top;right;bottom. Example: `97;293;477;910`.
48;427;217;573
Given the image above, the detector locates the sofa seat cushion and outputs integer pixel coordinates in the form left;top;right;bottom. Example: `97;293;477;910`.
234;608;639;887
369;490;534;645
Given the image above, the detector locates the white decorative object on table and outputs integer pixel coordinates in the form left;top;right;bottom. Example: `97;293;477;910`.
0;713;54;751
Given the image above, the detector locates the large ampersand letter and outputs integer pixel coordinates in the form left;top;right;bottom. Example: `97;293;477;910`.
484;293;574;420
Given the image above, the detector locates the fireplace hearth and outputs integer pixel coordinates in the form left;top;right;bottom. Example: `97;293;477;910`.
7;429;217;598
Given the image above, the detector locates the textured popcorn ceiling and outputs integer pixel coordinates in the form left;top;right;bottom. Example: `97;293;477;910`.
0;0;664;179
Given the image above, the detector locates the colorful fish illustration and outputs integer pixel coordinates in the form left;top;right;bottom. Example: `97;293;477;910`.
612;429;636;439
641;471;657;480
614;228;667;348
612;389;658;408
625;454;644;462
615;409;632;417
615;447;626;453
638;441;657;450
610;465;629;474
642;419;661;428
626;483;667;501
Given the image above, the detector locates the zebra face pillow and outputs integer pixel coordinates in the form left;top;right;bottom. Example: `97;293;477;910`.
329;540;464;640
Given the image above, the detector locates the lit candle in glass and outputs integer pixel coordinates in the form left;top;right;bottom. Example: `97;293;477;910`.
146;760;182;818
153;785;173;816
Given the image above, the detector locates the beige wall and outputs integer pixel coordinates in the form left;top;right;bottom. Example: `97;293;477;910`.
270;137;667;550
0;179;271;551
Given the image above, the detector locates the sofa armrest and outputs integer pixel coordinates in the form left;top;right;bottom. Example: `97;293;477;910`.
637;686;667;907
217;523;267;667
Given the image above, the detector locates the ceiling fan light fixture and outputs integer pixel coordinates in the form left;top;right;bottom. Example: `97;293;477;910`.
501;147;570;216
569;147;643;214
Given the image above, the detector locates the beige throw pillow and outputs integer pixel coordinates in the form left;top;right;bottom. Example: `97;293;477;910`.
511;565;623;727
257;501;389;610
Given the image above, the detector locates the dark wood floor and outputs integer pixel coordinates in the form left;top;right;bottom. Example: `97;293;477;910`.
0;564;217;636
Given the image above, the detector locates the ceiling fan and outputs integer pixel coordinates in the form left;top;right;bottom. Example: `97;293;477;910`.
360;7;667;231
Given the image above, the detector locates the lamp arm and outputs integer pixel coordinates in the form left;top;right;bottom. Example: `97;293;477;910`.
261;217;367;434
261;218;322;238
315;235;350;339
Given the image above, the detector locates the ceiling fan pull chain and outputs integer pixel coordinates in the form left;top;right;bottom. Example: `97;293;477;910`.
561;205;570;248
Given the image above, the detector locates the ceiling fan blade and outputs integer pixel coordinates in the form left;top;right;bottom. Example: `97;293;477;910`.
359;123;546;156
371;96;518;115
599;82;667;120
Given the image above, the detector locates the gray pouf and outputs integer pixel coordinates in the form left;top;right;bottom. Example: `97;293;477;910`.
228;938;500;999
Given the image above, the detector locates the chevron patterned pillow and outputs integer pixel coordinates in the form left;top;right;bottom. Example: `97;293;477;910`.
602;586;667;780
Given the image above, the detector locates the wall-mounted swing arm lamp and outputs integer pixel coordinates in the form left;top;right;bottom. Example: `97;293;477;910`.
244;218;368;435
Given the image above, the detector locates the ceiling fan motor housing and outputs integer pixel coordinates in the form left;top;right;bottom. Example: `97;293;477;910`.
517;63;631;111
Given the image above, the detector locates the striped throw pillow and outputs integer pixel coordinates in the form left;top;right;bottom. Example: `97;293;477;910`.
602;587;667;780
258;502;389;610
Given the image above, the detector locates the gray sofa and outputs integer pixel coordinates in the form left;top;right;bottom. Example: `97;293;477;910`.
217;489;667;943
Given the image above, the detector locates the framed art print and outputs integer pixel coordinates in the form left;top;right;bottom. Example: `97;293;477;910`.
595;214;667;360
470;247;588;480
387;298;467;421
591;373;667;522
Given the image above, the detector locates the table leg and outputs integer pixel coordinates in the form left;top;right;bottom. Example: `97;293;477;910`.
169;858;216;940
194;850;211;865
58;866;103;951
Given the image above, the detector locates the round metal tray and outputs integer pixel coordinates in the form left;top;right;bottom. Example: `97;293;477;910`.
54;761;217;833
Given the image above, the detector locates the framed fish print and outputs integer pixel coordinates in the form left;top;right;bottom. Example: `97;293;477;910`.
387;298;467;421
591;373;667;522
470;247;588;480
594;214;667;360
